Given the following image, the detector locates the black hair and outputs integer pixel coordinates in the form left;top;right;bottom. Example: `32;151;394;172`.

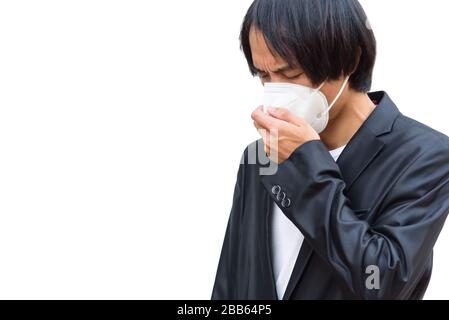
240;0;377;92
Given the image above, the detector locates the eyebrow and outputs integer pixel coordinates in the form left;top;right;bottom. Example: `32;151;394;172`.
254;64;294;74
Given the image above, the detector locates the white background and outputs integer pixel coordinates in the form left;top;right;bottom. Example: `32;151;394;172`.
0;0;448;299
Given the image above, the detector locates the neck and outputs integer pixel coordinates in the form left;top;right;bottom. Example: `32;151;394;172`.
319;90;376;150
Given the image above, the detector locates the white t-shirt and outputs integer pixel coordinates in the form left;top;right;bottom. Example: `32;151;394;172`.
271;144;347;300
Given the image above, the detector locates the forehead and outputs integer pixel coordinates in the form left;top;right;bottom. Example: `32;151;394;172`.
249;27;286;70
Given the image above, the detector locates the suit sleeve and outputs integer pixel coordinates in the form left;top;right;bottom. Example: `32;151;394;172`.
211;151;246;300
260;140;449;299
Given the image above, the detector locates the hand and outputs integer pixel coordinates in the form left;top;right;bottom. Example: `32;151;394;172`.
251;106;321;164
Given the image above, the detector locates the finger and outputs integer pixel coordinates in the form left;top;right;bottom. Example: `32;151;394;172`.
264;136;271;156
252;105;264;116
266;107;307;127
252;107;265;131
261;130;270;151
253;121;263;130
257;128;266;140
254;121;267;141
256;121;270;156
251;106;284;130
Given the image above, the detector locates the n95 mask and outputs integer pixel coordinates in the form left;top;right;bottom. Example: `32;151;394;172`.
263;75;350;133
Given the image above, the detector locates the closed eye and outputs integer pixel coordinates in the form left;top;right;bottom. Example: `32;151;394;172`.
286;72;304;80
255;72;303;80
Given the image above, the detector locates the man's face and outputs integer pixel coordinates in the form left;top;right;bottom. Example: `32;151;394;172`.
249;26;349;120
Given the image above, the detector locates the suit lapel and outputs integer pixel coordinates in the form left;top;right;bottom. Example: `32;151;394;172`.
336;91;401;191
336;127;385;192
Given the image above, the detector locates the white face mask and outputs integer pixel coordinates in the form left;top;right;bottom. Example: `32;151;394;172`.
263;75;350;133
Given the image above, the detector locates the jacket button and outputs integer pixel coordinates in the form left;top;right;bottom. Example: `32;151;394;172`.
272;185;281;195
276;191;287;202
282;198;292;208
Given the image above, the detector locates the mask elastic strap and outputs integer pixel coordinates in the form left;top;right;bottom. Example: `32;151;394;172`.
320;75;351;117
316;81;326;91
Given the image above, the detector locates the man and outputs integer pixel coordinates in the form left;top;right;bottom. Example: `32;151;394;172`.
212;0;449;300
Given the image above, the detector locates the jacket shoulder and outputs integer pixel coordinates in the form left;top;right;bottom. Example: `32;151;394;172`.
393;114;449;151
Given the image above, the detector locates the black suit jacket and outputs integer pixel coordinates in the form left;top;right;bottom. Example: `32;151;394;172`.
212;91;449;300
